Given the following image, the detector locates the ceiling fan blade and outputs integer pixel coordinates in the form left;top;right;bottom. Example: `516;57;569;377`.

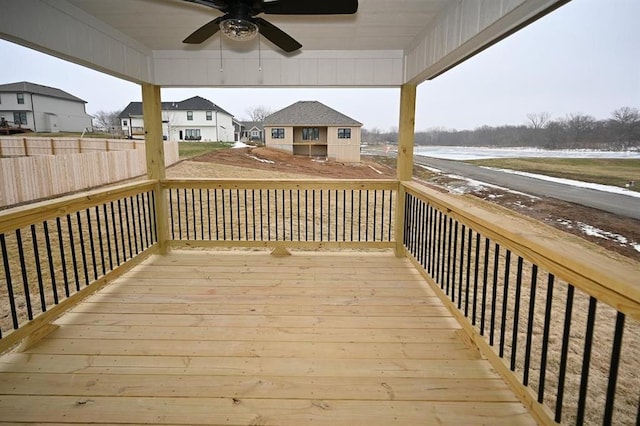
261;0;357;15
254;17;302;53
181;0;228;11
183;16;224;44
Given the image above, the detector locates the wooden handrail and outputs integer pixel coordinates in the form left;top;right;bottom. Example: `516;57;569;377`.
161;178;398;191
402;181;640;320
0;180;157;234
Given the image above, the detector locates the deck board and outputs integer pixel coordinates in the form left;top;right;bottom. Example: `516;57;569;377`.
0;250;535;425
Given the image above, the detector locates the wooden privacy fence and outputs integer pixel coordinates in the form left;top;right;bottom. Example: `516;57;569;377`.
0;138;179;208
0;137;144;156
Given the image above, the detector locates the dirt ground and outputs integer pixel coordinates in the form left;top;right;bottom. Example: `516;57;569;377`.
181;146;640;262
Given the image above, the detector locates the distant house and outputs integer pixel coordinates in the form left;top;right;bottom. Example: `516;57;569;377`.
264;101;362;163
239;121;265;143
119;96;234;141
0;81;93;133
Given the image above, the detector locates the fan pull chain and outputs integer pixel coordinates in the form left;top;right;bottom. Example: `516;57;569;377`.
258;34;262;71
219;35;223;73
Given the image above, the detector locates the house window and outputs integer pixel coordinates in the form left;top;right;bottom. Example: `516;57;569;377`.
206;111;212;121
17;93;24;104
123;120;128;126
271;128;285;139
251;130;259;137
338;128;351;139
14;112;27;125
187;111;193;121
185;129;201;140
302;127;320;140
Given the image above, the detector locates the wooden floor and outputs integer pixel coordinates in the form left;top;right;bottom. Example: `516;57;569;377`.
0;250;535;425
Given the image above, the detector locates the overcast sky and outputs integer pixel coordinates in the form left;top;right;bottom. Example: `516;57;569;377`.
0;0;638;131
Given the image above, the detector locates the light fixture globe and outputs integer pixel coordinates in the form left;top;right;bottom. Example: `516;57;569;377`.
220;18;258;41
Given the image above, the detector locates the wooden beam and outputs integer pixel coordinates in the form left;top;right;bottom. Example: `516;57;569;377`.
395;84;416;256
141;84;168;253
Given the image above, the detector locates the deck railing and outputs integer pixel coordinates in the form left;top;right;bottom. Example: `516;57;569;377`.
401;181;639;426
0;181;158;351
163;179;397;249
1;177;638;426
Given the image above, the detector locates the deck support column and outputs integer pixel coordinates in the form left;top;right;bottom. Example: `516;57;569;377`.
142;83;168;253
394;83;417;257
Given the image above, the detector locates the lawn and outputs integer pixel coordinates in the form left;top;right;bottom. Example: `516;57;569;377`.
178;141;234;159
466;158;640;191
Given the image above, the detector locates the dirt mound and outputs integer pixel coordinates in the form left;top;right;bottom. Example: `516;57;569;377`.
191;147;396;179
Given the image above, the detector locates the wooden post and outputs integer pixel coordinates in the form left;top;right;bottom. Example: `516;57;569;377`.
394;83;417;257
142;83;168;253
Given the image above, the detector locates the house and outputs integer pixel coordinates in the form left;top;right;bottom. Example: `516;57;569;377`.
119;96;234;142
239;121;265;143
0;81;93;133
264;101;362;162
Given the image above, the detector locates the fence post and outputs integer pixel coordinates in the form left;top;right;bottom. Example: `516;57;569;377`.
50;138;56;155
78;138;82;154
23;137;29;157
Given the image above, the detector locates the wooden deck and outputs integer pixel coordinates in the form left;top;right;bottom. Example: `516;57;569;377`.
0;250;535;425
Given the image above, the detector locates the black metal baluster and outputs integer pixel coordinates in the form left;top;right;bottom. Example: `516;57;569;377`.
274;190;279;240
266;190;271;240
510;256;523;369
0;233;19;330
335;190;339;241
117;200;127;261
372;190;377;242
259;189;263;241
96;206;108;273
136;194;144;249
208;189;212;240
445;217;453;296
221;189;227;240
388;190;393;241
435;211;442;283
499;249;511;357
603;312;626;425
150;190;158;244
464;228;472;317
245;190;250;240
289;190;293;241
66;215;80;291
76;211;89;286
85;209;98;280
43;221;59;304
322;190;326;241
30;225;47;312
490;244;501;345
450;220;458;302
479;237;490;335
471;233;480;325
538;274;555;403
457;224;465;309
297;190;301;241
123;198;133;258
364;190;369;241
312;190;316;241
576;296;597;424
56;217;70;297
357;190;362;241
555;284;575;423
176;189;182;239
523;265;538;386
342;190;346;241
237;189;242;239
169;189;175;239
140;196;149;249
128;197;139;254
215;189;220;240
350;190;354;241
109;202;120;264
16;230;33;320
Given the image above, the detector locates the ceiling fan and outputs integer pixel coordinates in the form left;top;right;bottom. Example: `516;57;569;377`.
181;0;358;53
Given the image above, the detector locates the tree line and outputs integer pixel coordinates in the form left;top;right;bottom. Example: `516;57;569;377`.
363;107;640;150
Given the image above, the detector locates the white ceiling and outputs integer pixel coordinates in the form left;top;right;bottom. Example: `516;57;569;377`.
65;0;449;52
0;0;569;87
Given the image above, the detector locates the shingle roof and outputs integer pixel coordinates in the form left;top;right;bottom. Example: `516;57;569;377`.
0;81;86;103
264;101;362;127
241;121;264;131
118;96;233;118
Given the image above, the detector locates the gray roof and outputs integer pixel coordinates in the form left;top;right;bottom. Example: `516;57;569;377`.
264;101;362;127
0;81;87;103
241;121;264;131
119;96;233;118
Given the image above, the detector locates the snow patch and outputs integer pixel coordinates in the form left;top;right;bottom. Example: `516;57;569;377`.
483;167;640;199
414;146;640;161
246;155;274;164
232;141;250;149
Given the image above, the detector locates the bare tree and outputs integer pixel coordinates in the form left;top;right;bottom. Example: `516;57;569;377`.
245;106;273;122
93;110;122;133
611;106;640;149
526;112;551;129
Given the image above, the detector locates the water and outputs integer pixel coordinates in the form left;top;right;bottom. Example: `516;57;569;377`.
411;146;640;160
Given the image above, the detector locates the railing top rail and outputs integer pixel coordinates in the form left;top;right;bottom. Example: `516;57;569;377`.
0;180;157;234
161;178;398;191
403;181;640;319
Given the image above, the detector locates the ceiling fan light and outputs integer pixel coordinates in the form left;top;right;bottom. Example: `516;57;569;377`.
220;18;258;41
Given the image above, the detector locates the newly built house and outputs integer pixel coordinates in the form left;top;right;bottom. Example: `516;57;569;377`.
264;101;362;162
0;81;92;132
119;96;234;141
1;1;638;425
